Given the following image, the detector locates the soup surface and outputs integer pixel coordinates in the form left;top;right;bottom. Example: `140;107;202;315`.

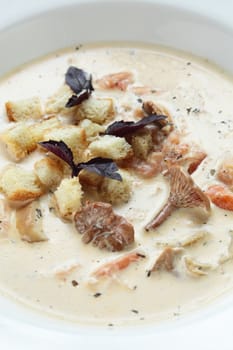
0;43;233;327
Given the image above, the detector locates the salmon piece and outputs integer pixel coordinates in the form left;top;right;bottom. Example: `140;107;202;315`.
206;184;233;211
93;252;145;278
187;152;207;174
55;263;79;281
131;86;155;96
119;152;163;179
162;131;206;173
96;72;134;91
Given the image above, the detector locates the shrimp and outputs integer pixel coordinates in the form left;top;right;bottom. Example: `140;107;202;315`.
206;184;233;211
96;72;134;91
92;252;145;278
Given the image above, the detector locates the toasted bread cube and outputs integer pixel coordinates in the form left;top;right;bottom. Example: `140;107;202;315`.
131;133;153;160
79;119;104;142
45;85;75;115
44;125;86;163
5;97;42;122
0;122;38;161
53;177;83;220
0;165;43;203
88;135;133;160
100;170;132;205
33;116;61;139
0;116;61;161
15;201;47;242
34;157;64;190
75;97;114;124
79;169;104;188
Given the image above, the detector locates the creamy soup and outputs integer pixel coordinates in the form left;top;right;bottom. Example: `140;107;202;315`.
0;43;233;327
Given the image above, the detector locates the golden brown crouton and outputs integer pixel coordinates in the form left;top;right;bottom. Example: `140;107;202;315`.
0;116;61;161
131;133;153;160
5;97;42;122
0;165;43;203
45;85;75;115
88;135;133;160
79;170;104;188
33;116;61;139
74;96;114;124
34;157;64;190
43;125;87;163
100;170;132;205
53;177;83;220
79;119;104;142
0;122;38;161
15;201;47;242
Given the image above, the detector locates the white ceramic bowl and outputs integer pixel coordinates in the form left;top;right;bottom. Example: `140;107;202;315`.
1;1;233;349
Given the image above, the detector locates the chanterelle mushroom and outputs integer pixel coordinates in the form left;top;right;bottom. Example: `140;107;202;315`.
145;166;210;231
74;201;134;252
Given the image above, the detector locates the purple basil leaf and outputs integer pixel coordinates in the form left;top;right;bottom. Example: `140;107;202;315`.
105;114;167;137
65;66;94;94
38;140;76;173
39;140;122;180
65;90;90;108
76;157;122;181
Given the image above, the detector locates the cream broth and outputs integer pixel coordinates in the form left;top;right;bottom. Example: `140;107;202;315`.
0;44;233;326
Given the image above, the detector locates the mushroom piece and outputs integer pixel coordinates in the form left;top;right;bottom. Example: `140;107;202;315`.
145;166;210;231
74;201;134;252
0;199;11;237
218;230;233;264
184;256;213;277
148;247;183;275
15;200;47;242
155;230;209;248
143;100;172;122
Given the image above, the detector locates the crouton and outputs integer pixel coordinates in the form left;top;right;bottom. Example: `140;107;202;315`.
0;165;43;203
100;170;132;205
5;97;42;122
88;135;133;160
79;170;104;189
15;201;47;242
0;122;38;161
34;116;61;139
43;125;86;163
74;96;114;124
0;116;61;161
79;119;104;142
45;85;75;115
34;157;64;190
131;133;153;160
53;177;83;220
